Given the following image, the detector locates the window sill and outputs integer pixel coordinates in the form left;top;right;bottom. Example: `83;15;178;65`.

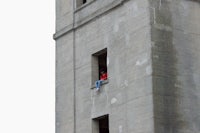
91;79;109;89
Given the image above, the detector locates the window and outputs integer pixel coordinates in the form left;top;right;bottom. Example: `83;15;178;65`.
92;48;107;83
76;0;87;7
92;115;109;133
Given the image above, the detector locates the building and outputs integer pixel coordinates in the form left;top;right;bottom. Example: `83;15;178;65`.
54;0;200;133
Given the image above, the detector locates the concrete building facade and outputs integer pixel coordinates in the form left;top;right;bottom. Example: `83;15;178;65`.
54;0;200;133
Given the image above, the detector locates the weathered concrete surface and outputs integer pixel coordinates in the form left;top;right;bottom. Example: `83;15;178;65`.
56;0;73;31
56;32;75;133
150;0;200;133
55;0;200;133
74;0;153;132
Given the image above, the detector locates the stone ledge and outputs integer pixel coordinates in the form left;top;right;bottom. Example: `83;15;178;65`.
53;24;74;40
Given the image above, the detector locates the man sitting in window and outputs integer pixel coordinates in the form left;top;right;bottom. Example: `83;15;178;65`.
95;70;108;91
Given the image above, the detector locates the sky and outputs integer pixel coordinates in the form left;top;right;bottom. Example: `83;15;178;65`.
0;0;55;133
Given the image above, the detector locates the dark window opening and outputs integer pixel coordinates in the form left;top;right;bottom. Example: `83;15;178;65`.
99;115;109;133
92;48;107;83
92;115;109;133
98;52;107;80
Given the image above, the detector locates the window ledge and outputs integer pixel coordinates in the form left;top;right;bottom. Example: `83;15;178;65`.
91;79;109;89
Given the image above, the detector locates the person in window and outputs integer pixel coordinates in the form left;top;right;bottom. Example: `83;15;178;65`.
100;70;108;80
95;70;108;91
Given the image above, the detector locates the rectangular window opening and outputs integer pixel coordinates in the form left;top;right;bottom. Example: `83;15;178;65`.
92;48;108;84
98;52;107;80
92;115;109;133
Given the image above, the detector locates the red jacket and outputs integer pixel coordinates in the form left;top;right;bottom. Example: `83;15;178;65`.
100;73;108;80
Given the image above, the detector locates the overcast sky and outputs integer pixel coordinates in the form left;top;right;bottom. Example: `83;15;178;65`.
0;0;55;133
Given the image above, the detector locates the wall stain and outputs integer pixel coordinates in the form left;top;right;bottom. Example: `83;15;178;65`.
149;0;187;132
